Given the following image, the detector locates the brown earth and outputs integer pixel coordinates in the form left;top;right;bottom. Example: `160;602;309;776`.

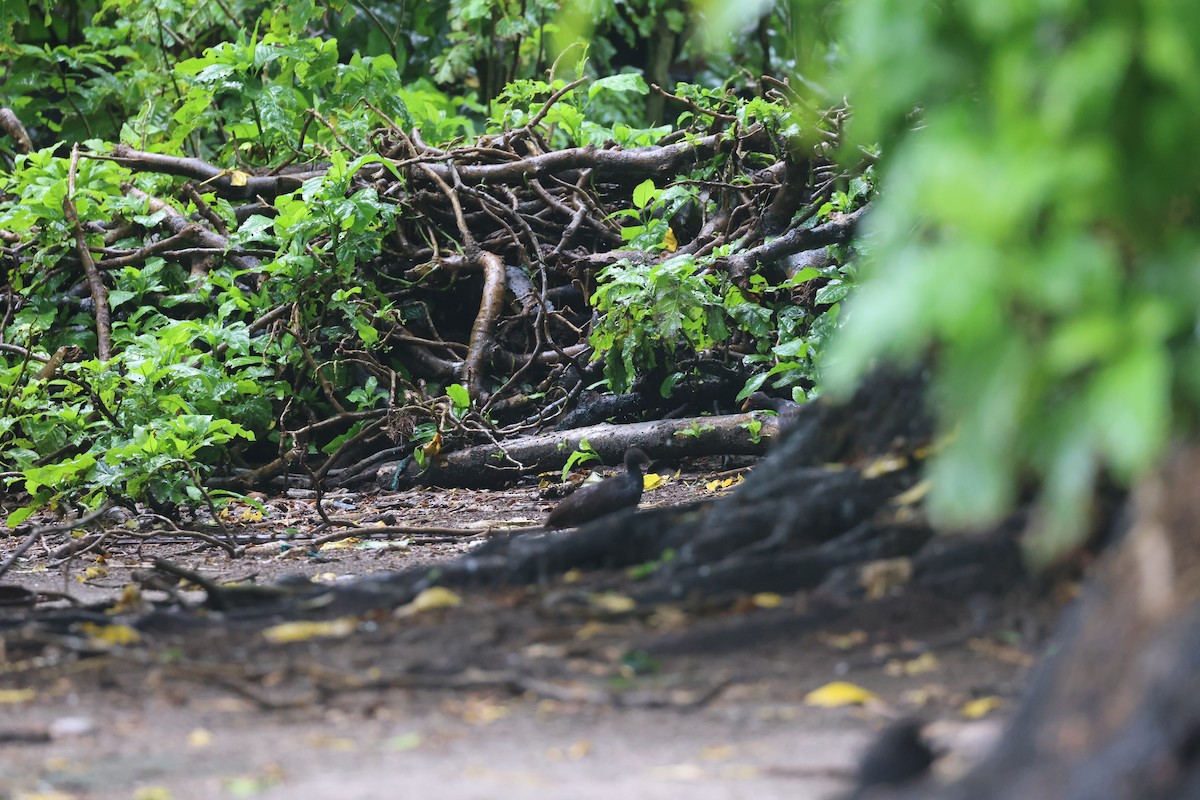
0;460;1047;800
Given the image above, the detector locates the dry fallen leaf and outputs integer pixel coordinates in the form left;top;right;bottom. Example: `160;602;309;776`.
318;538;359;550
961;696;1005;719
661;226;678;252
187;728;213;748
700;744;735;762
110;583;149;614
816;630;869;650
133;786;172;800
447;695;510;725
751;592;784;609
590;592;637;614
860;558;913;599
79;622;141;646
884;651;940;677
804;681;879;708
643;472;667;490
396;586;463;617
0;688;36;703
79;565;108;582
261;617;357;644
705;476;741;492
547;739;593;761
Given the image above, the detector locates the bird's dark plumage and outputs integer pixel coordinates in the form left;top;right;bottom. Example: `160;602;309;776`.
546;447;650;529
854;718;937;793
741;391;803;425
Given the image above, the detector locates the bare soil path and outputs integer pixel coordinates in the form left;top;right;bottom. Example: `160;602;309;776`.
1;461;1040;799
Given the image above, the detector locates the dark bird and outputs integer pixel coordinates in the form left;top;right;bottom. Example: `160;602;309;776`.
546;447;651;529
741;391;804;426
853;718;938;795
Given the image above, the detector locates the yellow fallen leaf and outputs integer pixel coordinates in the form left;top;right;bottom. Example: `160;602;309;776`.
319;538;359;550
262;617;357;644
80;566;108;581
111;583;149;614
396;586;462;617
574;620;623;640
591;592;636;614
133;786;172;800
79;622;140;646
187;728;213;748
661;227;678;252
218;503;264;523
901;686;939;707
310;735;357;751
884;652;940;677
751;592;784;609
448;696;510;725
648;605;689;630
705;477;736;492
548;739;593;761
0;688;36;703
421;431;443;460
816;630;868;650
229;169;251;187
860;558;913;599
700;744;735;762
804;681;878;708
961;696;1005;719
643;472;666;490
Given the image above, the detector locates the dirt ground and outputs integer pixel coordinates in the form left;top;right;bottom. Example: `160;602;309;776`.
0;460;1044;800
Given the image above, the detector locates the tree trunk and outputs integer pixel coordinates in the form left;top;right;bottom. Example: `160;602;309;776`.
921;445;1200;799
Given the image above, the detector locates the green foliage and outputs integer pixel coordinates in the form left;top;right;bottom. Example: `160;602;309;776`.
168;34;431;158
488;73;669;148
0;129;400;519
446;383;472;417
729;259;854;402
0;0;858;523
740;417;764;444
826;0;1200;557
610;178;696;250
673;421;715;439
560;438;601;482
590;253;729;393
2;317;270;524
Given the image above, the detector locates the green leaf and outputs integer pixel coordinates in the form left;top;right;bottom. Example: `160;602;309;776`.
5;505;36;527
632;179;658;210
446;383;471;410
24;453;97;494
814;281;850;305
590;73;650;99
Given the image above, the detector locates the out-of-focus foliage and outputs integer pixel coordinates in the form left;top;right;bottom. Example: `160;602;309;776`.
824;0;1200;558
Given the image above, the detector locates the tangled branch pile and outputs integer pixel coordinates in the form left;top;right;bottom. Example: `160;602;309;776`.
0;81;870;517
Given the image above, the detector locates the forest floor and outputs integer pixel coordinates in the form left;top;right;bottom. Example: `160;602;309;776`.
0;458;1053;800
